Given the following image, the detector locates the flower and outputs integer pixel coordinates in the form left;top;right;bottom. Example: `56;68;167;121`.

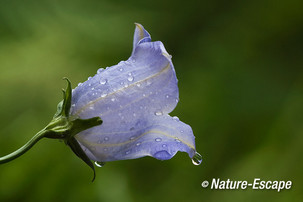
70;24;199;163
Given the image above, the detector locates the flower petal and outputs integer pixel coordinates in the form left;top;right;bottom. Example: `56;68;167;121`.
71;41;178;120
132;23;151;55
76;114;195;162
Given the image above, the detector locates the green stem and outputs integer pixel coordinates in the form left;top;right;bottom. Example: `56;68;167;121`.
0;129;49;164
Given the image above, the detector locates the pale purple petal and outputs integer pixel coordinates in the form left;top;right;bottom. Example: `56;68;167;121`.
132;23;151;55
76;115;195;162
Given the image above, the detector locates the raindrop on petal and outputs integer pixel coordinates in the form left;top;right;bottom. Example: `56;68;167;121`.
101;93;107;98
192;152;202;165
172;116;180;121
119;68;123;72
155;138;162;142
136;142;141;146
125;150;131;155
104;137;109;141
154;111;163;116
100;79;107;85
95;161;106;167
127;76;134;82
97;68;104;74
111;98;116;102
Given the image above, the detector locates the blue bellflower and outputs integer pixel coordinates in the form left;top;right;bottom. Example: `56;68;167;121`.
0;24;201;180
71;24;199;163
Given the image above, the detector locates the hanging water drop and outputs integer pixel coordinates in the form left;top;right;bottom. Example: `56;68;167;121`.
95;161;106;167
192;152;202;165
101;93;107;98
119;68;123;71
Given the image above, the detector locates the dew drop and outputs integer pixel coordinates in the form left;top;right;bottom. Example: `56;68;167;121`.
95;161;106;167
165;95;169;98
136;142;141;146
155;111;163;116
88;76;92;80
71;104;76;108
97;68;104;74
100;79;107;85
175;98;179;103
180;130;184;133
162;144;167;148
88;83;91;87
155;138;162;142
91;87;95;90
131;58;136;63
104;137;109;141
127;76;134;82
175;138;181;143
101;93;107;98
119;68;123;72
77;82;83;87
89;106;94;110
142;93;146;97
136;83;141;87
130;136;136;140
192;152;202;165
111;98;116;102
172;116;180;121
124;83;129;87
125;150;131;155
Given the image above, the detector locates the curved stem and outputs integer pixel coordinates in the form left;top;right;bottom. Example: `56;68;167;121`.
0;129;49;164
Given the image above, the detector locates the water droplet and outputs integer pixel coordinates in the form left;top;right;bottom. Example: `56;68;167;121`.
127;76;134;82
95;161;106;167
77;82;82;87
139;105;143;109
175;98;179;103
88;76;92;80
131;58;136;63
192;152;202;165
162;144;167;148
71;104;76;108
180;130;184;133
125;150;131;155
119;68;123;71
120;81;124;85
91;87;95;90
100;79;107;85
133;113;136;117
155;138;162;142
88;83;91;87
104;137;109;141
89;106;94;110
175;138;181;143
124;83;129;87
172;116;179;121
155;111;163;116
101;93;107;98
136;142;141;146
142;94;146;97
136;83;141;87
111;98;116;102
165;95;169;98
130;136;136;140
97;68;104;74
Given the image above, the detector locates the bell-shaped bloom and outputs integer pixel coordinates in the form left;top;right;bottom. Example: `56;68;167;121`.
70;24;197;163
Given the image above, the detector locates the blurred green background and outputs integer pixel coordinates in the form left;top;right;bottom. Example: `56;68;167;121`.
0;0;303;201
